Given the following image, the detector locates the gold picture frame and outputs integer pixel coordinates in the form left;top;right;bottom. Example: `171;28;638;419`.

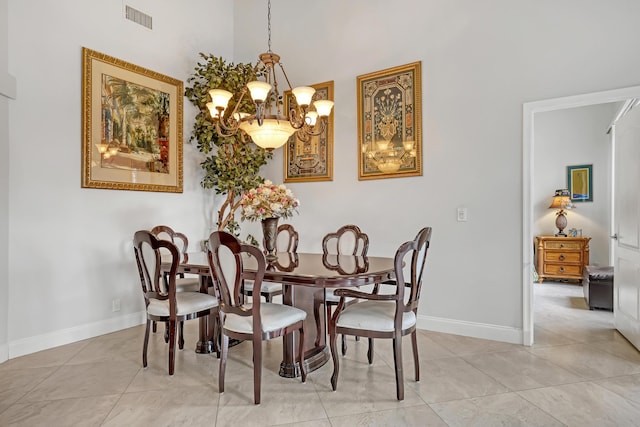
283;81;334;182
81;47;183;192
357;61;422;180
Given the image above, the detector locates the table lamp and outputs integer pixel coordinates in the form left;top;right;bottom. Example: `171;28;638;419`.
549;189;573;236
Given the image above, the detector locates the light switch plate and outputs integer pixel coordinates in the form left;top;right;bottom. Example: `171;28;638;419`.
457;207;468;222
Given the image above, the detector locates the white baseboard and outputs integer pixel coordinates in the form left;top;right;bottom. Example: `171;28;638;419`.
0;343;8;364
8;311;146;359
417;314;523;345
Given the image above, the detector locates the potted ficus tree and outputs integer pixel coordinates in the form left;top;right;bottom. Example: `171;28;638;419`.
185;53;272;236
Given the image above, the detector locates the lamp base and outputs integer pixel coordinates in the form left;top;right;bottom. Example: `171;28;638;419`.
555;210;568;237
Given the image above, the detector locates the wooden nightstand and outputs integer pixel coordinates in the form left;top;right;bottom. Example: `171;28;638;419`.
535;235;590;283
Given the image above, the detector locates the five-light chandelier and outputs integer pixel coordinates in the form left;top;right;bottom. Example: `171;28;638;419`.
206;0;334;151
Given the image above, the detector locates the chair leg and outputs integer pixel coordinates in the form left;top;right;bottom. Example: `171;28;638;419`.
178;321;185;350
392;337;404;400
164;323;169;343
411;330;419;381
168;320;176;375
219;333;228;394
367;338;374;364
152;320;157;333
265;293;271;303
313;296;324;348
329;322;340;391
298;326;307;383
341;334;347;356
143;319;151;368
253;335;262;405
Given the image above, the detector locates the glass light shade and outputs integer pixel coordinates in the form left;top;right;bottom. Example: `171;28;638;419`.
292;86;316;106
239;118;296;150
108;147;119;156
208;89;233;110
206;102;224;118
313;100;334;117
305;111;318;126
403;140;415;151
96;143;109;154
246;81;272;102
376;141;390;151
233;112;250;121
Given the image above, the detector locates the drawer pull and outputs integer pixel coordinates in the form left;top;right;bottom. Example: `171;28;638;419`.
559;266;565;272
559;254;565;261
560;243;565;248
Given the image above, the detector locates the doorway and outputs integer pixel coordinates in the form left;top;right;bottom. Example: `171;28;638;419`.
522;85;640;346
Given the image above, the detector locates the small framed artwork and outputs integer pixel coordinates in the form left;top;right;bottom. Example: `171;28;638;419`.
283;80;334;183
567;164;593;202
82;47;183;192
357;61;422;180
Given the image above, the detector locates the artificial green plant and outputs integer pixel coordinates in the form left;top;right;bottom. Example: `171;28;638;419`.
185;53;272;234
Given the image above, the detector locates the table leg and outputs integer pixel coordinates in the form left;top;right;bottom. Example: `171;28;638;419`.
195;275;215;354
280;284;329;378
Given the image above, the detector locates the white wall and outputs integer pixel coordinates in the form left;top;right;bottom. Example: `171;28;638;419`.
234;0;640;342
6;0;233;357
533;103;616;266
0;0;14;362
6;0;640;359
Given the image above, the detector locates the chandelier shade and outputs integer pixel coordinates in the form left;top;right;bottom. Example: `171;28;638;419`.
205;0;334;151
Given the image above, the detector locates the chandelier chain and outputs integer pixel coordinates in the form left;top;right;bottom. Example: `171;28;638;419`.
267;0;272;53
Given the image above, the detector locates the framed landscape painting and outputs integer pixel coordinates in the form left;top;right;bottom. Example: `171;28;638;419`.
81;47;183;192
567;164;592;202
357;61;422;180
283;81;334;182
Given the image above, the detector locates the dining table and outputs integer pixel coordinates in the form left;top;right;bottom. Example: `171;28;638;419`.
173;251;396;378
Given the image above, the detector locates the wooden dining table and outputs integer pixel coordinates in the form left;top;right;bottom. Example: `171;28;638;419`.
174;251;396;377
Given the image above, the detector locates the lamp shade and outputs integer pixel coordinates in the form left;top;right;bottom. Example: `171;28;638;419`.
313;100;334;117
549;189;573;210
292;86;316;106
239;118;296;150
208;89;233;111
246;81;272;102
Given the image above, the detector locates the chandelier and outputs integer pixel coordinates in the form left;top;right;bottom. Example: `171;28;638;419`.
206;0;334;151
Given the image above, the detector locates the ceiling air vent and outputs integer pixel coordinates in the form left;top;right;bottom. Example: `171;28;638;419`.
125;5;152;30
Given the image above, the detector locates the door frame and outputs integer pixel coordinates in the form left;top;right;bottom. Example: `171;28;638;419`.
522;85;640;346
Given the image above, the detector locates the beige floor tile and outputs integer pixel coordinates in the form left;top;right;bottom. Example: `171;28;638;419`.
277;420;332;427
518;381;640;426
0;340;90;371
411;356;510;403
102;386;218;427
423;331;522;356
21;360;141;402
462;349;584;390
215;379;326;426
329;404;447;427
430;392;564;426
0;366;58;393
0;395;119;427
0;388;29;414
595;373;640;404
529;343;640;380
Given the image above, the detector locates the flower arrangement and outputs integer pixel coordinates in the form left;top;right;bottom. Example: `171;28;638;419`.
240;180;300;222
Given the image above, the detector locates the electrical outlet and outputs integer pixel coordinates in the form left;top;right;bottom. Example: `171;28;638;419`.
112;298;121;312
457;207;468;222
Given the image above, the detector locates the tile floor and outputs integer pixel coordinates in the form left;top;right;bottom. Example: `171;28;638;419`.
1;282;640;426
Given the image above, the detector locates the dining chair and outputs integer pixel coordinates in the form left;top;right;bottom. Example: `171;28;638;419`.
313;224;369;354
328;227;432;400
207;231;307;404
150;225;201;346
133;230;219;375
242;224;299;303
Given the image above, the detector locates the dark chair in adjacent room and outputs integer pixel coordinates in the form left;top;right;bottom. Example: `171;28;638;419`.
207;231;307;404
133;230;218;375
313;224;369;354
328;227;432;401
242;224;299;303
583;265;614;311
